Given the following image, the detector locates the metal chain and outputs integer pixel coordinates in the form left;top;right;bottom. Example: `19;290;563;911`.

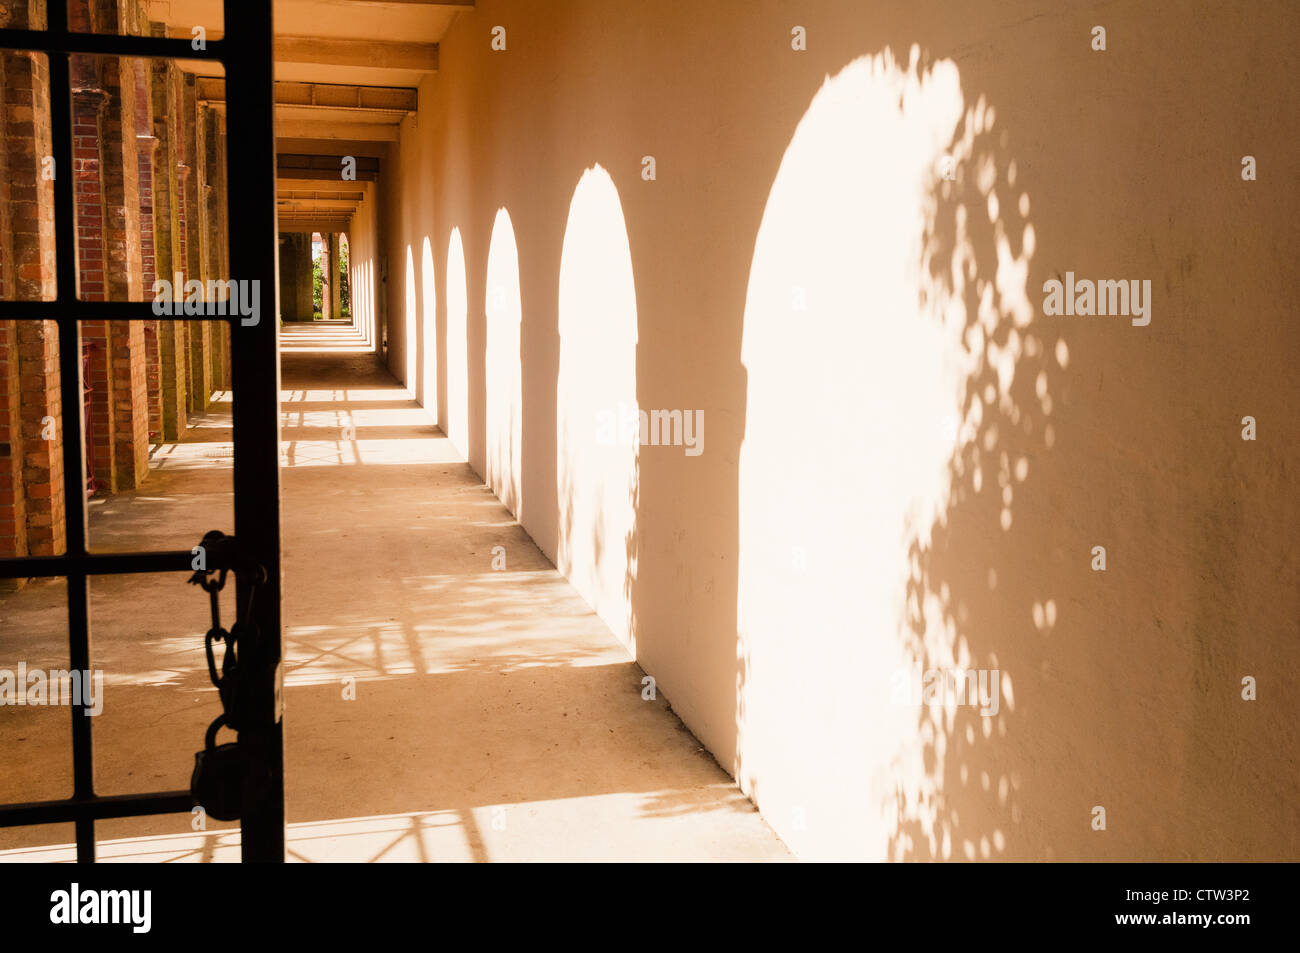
188;545;259;736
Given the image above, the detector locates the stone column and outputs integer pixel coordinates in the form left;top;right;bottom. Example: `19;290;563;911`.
330;233;343;321
320;231;332;321
201;106;228;391
180;74;210;412
214;111;231;390
277;232;314;321
135;57;162;440
100;32;150;489
151;45;186;439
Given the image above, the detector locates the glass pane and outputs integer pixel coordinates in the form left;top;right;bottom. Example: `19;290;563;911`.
0;320;66;558
85;318;233;552
0;1;46;31
67;55;228;305
89;569;231;802
0;575;74;825
67;0;223;38
0;50;55;302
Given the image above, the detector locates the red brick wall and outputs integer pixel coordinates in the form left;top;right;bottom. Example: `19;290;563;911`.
1;0;60;562
72;76;116;491
151;51;188;440
72;35;152;492
17;320;65;557
110;319;148;485
179;75;210;413
102;44;149;485
0;0;221;558
0;321;26;559
6;50;56;303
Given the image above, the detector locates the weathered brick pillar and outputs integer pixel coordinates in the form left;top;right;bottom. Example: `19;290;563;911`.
135;58;163;440
174;64;193;410
108;320;148;486
176;160;195;406
175;98;189;285
139;128;164;442
0;1;60;565
216;113;231;389
17;320;65;557
180;74;210;412
71;45;149;491
150;45;187;440
72;81;109;298
0;321;26;562
14;0;65;539
101;58;143;302
209;110;231;391
71;67;116;491
136;132;156;287
0;46;12;300
99;25;149;487
200;105;225;392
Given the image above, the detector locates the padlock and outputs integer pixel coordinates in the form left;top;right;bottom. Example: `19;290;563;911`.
191;716;243;821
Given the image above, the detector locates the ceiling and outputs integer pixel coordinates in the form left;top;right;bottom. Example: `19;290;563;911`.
145;0;469;227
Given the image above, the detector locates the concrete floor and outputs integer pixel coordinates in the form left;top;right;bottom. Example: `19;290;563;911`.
0;323;790;862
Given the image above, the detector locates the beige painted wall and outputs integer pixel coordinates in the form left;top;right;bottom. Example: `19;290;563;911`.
348;180;380;348
383;0;1300;861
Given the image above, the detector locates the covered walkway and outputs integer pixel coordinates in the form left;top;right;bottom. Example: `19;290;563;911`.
0;326;788;862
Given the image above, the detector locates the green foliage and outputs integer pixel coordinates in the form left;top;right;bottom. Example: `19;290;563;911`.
338;239;351;318
310;236;353;319
312;255;323;315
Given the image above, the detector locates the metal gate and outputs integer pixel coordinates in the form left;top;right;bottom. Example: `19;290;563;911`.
0;1;283;862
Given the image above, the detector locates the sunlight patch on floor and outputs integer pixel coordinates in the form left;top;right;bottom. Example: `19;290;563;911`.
0;786;788;863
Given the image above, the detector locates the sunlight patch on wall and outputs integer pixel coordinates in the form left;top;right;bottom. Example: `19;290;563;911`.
556;166;638;652
420;236;438;417
445;227;469;457
736;47;1040;861
486;208;523;516
403;245;417;395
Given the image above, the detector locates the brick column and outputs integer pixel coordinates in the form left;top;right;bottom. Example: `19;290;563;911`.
177;161;196;407
201;106;225;392
180;74;210;412
0;322;26;562
15;0;68;535
151;46;187;440
217;113;231;389
72;82;109;298
69;40;150;493
0;1;60;565
17;321;65;557
101;56;143;303
70;72;116;491
139;127;164;442
99;18;149;488
108;320;148;486
134;56;163;440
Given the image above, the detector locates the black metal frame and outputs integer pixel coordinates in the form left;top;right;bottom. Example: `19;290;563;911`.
0;1;283;862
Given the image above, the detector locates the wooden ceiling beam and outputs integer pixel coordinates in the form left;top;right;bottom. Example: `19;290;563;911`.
277;154;381;182
276;119;399;142
198;78;417;114
275;35;438;72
